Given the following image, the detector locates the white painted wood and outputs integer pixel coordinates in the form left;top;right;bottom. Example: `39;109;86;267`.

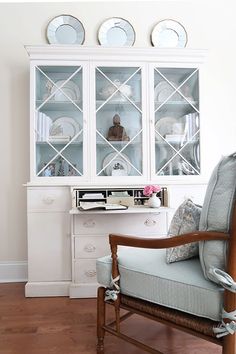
69;283;98;298
70;207;170;297
27;186;71;212
27;212;71;282
25;46;207;297
26;186;71;292
73;212;167;235
25;46;207;64
25;281;70;297
26;46;207;185
0;261;28;283
74;235;110;259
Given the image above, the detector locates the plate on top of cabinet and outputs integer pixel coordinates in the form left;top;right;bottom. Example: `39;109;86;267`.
98;17;135;47
46;15;85;45
151;19;187;48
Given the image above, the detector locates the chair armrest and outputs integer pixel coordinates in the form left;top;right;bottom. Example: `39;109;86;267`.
109;231;229;249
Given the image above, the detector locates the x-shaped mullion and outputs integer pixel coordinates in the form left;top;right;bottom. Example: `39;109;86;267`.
154;68;199;113
37;129;83;176
36;66;83;113
96;67;142;113
155;130;200;175
96;130;142;176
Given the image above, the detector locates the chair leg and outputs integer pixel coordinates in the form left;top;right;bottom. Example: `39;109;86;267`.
97;287;106;353
223;334;236;354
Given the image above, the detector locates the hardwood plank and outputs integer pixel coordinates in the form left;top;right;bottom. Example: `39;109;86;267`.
0;283;221;354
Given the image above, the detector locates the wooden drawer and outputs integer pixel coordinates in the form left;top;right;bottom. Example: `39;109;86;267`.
74;259;97;284
74;235;110;259
73;212;167;235
27;187;70;212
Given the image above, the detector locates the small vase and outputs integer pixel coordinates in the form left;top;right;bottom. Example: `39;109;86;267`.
147;194;161;208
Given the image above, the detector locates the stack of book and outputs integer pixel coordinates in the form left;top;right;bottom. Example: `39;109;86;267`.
36;112;52;142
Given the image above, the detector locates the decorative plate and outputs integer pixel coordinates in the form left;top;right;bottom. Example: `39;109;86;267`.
46;15;85;45
151;19;187;48
50;117;80;139
51;80;80;101
154;80;179;102
155;117;179;141
102;152;131;176
98;17;135;47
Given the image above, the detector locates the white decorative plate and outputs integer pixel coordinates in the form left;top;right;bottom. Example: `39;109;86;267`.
155;117;179;141
154;81;178;102
151;19;187;48
46;15;85;45
51;80;80;101
98;17;135;47
50;117;80;139
102;152;131;176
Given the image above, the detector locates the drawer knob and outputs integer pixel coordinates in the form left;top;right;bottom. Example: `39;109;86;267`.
42;196;55;205
84;244;96;253
83;219;96;228
84;269;96;277
144;218;157;227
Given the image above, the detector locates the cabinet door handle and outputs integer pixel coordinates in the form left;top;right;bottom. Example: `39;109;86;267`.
42;196;55;205
84;270;96;277
84;244;96;253
83;220;96;228
144;218;157;227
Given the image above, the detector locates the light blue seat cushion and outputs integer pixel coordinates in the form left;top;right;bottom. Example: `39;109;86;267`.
199;153;236;284
96;247;223;321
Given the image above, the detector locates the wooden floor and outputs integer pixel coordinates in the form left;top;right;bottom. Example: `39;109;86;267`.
0;283;222;354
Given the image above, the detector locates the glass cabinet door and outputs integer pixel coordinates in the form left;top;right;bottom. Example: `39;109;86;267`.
154;67;200;176
35;65;83;177
95;66;143;177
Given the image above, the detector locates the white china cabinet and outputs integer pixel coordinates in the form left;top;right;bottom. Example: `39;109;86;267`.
25;46;206;297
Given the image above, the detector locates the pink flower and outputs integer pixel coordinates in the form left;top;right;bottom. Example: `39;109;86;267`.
143;185;161;197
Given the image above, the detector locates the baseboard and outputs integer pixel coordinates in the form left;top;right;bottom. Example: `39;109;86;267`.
25;281;70;297
0;261;28;283
69;283;98;298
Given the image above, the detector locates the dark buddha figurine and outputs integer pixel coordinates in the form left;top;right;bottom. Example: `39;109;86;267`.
107;114;130;141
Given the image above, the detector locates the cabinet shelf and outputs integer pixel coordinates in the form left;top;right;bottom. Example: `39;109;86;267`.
155;140;199;145
36;100;82;112
96;100;141;110
36;141;82;145
96;140;140;146
155;101;198;115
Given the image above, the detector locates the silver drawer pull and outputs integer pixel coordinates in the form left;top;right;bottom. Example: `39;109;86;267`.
42;196;55;205
84;270;96;277
83;219;96;228
84;244;96;253
144;218;157;227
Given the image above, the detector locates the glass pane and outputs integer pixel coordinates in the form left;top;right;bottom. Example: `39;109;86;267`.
35;65;83;177
96;66;142;177
154;66;200;176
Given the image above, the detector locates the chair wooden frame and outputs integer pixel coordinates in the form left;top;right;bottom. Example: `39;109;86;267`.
97;206;236;354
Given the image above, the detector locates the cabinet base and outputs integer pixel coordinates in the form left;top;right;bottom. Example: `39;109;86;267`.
25;281;70;297
69;283;98;298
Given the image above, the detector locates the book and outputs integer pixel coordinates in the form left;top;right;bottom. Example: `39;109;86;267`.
82;193;104;199
79;201;128;211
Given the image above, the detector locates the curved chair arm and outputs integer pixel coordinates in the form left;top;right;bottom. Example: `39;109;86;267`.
109;231;229;249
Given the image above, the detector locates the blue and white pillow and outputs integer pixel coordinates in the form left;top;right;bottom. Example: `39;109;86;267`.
166;199;202;264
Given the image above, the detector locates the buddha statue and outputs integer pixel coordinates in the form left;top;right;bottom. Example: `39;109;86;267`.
107;114;130;141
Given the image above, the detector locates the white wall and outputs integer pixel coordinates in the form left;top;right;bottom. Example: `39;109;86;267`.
0;1;235;270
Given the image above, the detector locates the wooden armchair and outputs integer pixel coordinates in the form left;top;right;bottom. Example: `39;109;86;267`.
96;153;236;354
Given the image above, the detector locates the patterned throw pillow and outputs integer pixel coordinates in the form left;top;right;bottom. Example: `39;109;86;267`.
166;199;202;264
